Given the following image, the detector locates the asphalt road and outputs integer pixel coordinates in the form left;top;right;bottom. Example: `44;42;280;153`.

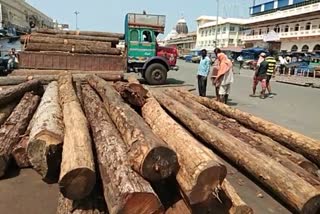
1;61;319;214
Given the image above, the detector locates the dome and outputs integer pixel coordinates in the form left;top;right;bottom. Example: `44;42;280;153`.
176;18;188;34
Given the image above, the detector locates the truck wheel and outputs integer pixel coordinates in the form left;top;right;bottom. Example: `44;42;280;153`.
145;63;167;85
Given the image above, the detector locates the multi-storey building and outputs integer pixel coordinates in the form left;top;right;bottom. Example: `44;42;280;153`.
242;0;320;52
195;16;247;51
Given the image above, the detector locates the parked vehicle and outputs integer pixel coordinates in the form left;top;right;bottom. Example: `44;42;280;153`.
191;55;201;63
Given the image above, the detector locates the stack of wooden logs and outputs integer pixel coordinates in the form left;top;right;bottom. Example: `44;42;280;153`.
21;29;123;55
1;74;320;214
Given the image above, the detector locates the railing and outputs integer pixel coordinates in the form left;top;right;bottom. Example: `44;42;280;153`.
242;29;320;41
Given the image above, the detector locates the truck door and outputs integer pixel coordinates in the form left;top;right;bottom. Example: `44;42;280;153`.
140;30;156;59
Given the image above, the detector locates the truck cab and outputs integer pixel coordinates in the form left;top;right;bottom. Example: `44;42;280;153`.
125;13;178;85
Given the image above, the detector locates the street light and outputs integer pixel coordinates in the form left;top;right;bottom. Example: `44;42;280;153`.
74;11;80;30
214;0;219;48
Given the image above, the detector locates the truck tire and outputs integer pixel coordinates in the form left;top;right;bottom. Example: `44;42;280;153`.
145;63;167;85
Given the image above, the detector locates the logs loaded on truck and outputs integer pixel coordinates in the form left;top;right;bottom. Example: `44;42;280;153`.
1;74;320;214
17;13;179;85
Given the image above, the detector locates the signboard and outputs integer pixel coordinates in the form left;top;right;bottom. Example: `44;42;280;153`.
263;30;280;42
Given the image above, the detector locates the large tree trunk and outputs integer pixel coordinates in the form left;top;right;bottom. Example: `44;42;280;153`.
21;35;111;48
0;92;40;177
30;33;120;43
27;81;64;183
0;74;123;86
142;97;227;204
82;84;163;214
0;80;40;105
166;89;320;180
10;69;123;77
0;101;18;126
152;91;320;214
25;43;121;55
87;75;179;181
36;29;124;39
58;75;95;200
177;89;320;166
12;135;31;168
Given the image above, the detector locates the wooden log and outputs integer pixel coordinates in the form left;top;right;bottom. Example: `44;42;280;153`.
127;75;140;84
30;32;120;43
10;69;124;77
12;136;31;168
0;80;40;105
82;84;163;214
0;101;17;126
21;35;111;48
27;81;64;183
221;180;253;214
152;91;320;214
0;92;40;178
165;199;192;214
58;75;95;200
0;74;123;86
142;97;227;204
25;43;121;55
177;90;320;166
36;29;124;39
113;81;148;107
87;75;179;181
167;89;320;180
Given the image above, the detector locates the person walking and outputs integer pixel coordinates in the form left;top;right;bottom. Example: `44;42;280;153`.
237;55;244;73
214;48;234;104
197;49;211;97
278;55;286;75
250;53;268;99
266;55;277;97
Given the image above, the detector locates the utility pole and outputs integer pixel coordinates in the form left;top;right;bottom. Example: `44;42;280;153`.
214;0;219;48
74;11;80;30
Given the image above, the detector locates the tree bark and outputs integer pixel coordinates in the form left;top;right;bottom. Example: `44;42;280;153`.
27;81;64;183
82;84;163;214
167;89;320;180
0;92;40;177
113;81;148;107
10;69;123;77
142;97;227;204
87;75;179;181
152;90;320;214
127;75;140;84
0;74;123;86
177;89;320;166
30;32;120;43
221;180;253;214
165;200;191;214
21;35;111;48
25;43;121;55
58;74;95;200
75;82;84;108
0;101;18;126
0;79;40;105
36;29;124;39
12;135;31;168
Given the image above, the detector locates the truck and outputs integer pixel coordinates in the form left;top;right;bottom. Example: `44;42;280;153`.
18;12;179;85
124;13;179;84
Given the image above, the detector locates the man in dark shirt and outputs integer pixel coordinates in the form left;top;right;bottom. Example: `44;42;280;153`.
250;53;267;99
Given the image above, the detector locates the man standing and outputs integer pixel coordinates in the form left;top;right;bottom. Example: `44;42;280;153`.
266;55;277;97
278;55;286;75
237;55;244;72
197;49;211;97
250;53;268;99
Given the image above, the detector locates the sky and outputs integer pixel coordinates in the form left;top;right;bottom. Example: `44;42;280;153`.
26;0;259;36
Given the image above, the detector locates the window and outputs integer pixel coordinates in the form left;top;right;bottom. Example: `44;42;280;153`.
205;30;208;36
274;26;280;33
306;22;311;30
291;45;298;52
267;28;269;33
314;44;320;51
142;31;152;42
209;30;212;35
252;30;255;35
301;45;309;52
223;27;226;32
284;25;289;32
230;26;235;32
294;24;300;31
201;31;204;36
130;30;139;41
229;39;234;44
259;29;262;35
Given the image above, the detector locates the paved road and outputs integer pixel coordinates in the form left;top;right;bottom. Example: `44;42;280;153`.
1;61;319;214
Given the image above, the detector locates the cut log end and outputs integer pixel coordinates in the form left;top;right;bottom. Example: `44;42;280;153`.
189;164;227;205
59;168;96;200
142;146;179;181
302;196;320;214
121;193;163;214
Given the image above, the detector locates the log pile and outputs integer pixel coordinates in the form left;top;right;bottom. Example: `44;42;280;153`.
1;75;320;214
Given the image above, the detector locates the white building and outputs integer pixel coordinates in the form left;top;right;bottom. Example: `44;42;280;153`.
196;16;247;51
242;0;320;52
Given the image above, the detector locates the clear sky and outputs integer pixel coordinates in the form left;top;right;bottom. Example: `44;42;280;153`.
26;0;256;35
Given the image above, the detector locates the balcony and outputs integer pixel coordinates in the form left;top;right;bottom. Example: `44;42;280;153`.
242;29;320;41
